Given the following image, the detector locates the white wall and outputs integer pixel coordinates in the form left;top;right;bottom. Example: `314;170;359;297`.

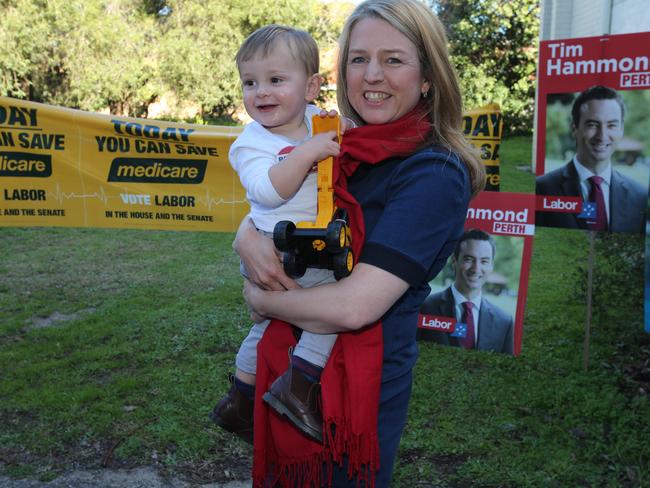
540;0;650;40
611;0;650;34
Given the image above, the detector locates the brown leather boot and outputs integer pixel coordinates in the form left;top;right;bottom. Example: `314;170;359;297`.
262;366;323;443
209;375;254;444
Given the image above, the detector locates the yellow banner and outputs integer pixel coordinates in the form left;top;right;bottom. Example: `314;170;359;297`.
0;97;502;232
462;103;503;191
0;96;247;231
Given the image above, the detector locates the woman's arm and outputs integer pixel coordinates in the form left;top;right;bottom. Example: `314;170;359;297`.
244;262;409;333
233;216;299;291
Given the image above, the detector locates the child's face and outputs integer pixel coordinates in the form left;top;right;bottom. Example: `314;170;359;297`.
239;44;318;137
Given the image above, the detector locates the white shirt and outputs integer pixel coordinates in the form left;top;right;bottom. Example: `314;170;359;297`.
451;284;481;347
573;156;612;224
229;105;321;232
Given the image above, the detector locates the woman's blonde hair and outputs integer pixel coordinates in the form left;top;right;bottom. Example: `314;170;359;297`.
336;0;485;195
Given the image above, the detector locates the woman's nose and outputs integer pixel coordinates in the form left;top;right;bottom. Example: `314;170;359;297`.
364;59;384;83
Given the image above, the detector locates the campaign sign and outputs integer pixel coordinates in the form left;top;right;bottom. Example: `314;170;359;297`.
462;103;504;191
534;32;650;234
646;171;650;334
417;192;535;356
0;96;248;232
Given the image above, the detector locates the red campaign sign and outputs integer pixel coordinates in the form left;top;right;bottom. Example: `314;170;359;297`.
418;313;456;333
535;31;650;174
465;191;536;236
467;192;534;355
417;192;535;356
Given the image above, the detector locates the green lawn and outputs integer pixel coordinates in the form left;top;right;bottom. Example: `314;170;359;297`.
1;136;649;487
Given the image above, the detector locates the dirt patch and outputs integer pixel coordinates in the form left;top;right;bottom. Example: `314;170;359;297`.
24;308;96;332
0;464;251;487
398;449;470;487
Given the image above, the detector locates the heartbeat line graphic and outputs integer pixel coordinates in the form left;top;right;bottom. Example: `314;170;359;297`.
194;189;248;211
48;183;113;205
46;184;248;210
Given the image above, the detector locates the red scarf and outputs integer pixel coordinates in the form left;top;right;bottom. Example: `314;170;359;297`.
253;105;431;487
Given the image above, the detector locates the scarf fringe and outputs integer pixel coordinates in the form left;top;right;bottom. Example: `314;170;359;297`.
324;417;379;488
253;449;325;488
252;416;379;488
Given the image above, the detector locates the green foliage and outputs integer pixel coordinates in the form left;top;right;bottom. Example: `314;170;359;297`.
0;0;160;114
572;232;644;327
0;0;60;100
0;0;347;118
157;0;345;118
433;0;540;135
60;1;161;115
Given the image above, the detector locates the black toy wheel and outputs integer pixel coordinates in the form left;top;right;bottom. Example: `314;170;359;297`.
273;220;295;252
333;248;354;280
283;252;307;278
326;220;346;251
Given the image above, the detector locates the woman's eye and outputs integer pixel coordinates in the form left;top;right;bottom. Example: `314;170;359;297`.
350;56;366;64
387;57;402;64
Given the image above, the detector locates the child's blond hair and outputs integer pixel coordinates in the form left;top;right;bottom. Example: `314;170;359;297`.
236;24;319;77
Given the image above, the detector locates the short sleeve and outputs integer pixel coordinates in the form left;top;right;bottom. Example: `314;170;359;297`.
359;150;470;286
229;127;285;208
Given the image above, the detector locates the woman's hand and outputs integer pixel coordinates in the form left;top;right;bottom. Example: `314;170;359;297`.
243;278;268;322
233;216;299;291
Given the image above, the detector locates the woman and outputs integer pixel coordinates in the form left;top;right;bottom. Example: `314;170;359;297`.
237;0;485;485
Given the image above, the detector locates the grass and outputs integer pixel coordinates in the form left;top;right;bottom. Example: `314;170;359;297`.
1;136;649;487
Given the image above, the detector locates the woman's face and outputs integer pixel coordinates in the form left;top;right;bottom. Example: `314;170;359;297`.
345;17;429;125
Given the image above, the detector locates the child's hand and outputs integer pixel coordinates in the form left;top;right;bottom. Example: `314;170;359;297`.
301;131;340;162
318;109;357;134
318;108;339;119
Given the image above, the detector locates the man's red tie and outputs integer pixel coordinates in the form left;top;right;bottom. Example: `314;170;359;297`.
461;301;475;350
588;175;607;231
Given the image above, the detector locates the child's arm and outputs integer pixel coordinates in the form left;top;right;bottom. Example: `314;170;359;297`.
268;131;339;200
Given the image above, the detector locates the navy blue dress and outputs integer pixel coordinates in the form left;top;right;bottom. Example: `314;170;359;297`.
328;145;471;486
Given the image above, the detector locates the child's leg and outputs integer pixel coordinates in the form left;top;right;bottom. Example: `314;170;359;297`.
210;319;269;443
234;319;270;387
261;270;337;443
292;332;338;370
291;268;339;375
262;332;336;442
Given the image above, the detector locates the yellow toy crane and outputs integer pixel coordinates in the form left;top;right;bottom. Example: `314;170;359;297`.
273;115;353;280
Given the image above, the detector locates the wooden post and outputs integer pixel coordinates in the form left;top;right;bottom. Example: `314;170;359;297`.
583;230;596;371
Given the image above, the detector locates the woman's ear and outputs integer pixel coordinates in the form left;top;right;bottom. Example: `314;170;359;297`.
305;74;323;102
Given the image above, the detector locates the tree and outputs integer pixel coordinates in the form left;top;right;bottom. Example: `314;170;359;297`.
157;0;347;120
432;0;540;134
1;0;160;115
56;0;161;115
0;0;62;101
1;0;348;119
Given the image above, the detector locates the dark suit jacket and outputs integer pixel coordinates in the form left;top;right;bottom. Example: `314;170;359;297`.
417;287;514;354
535;160;646;233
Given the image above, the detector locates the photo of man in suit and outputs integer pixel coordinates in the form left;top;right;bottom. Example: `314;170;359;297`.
419;229;513;354
536;85;646;233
